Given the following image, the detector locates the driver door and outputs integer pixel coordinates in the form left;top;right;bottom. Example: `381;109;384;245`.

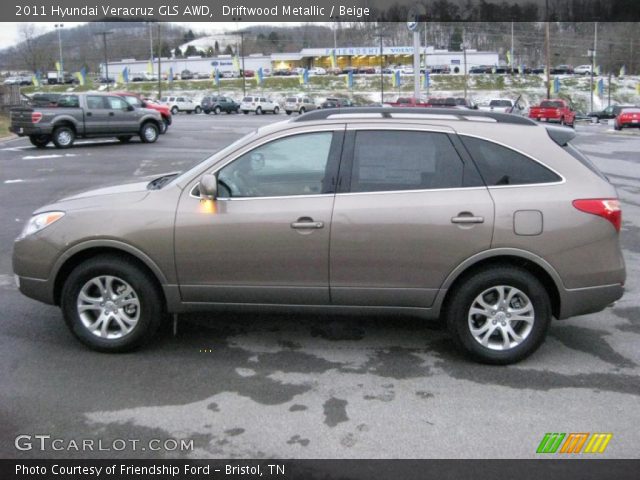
174;127;344;305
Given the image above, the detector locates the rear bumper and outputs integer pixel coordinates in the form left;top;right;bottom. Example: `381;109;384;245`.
559;283;624;319
9;125;46;136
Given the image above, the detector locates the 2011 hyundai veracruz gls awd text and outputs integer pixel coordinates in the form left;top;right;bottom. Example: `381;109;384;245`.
12;108;625;364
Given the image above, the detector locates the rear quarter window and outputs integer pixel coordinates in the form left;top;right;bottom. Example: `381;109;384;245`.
461;136;562;186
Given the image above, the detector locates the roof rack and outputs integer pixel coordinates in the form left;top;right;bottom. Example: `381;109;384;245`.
293;107;537;126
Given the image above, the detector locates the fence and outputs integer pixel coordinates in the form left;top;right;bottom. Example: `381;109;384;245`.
0;84;23;112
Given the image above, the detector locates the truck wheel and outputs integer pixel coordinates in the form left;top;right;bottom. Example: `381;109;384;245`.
117;136;133;143
60;254;164;352
139;122;159;143
171;106;179;115
160;118;169;134
445;267;551;365
214;106;221;115
29;135;51;148
194;106;202;114
299;107;306;114
273;106;279;114
255;106;263;115
286;111;292;115
52;126;75;149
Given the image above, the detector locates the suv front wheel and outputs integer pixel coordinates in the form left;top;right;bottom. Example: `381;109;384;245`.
60;255;164;352
445;267;551;364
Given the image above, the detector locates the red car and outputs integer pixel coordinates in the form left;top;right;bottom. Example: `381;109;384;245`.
614;107;640;131
114;91;172;133
386;96;430;107
528;99;576;127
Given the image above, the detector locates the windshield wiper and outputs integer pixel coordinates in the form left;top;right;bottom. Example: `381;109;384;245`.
147;173;179;190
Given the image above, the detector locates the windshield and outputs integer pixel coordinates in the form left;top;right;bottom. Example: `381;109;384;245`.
171;129;260;187
490;100;512;107
286;97;297;102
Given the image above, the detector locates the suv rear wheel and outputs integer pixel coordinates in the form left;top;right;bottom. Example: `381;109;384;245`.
214;106;221;115
445;267;551;364
255;106;262;115
171;106;179;115
60;255;164;352
52;126;75;149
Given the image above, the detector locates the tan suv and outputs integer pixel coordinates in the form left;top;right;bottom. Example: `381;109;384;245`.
12;108;625;364
285;96;317;115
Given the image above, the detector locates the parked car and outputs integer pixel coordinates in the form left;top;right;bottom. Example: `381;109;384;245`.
242;69;255;78
143;72;158;81
201;96;240;114
531;66;546;74
115;91;172;133
130;72;145;82
479;98;525;115
386;96;430;108
194;72;210;80
614;107;640;130
551;65;574;75
574;65;593;75
159;96;201;114
429;65;451;74
12;107;625;365
240;96;279;114
272;69;293;76
528;99;576;127
588;104;636;120
357;66;376;74
29;93;62;107
284;96;317;115
309;67;327;75
9;92;163;148
221;71;239;78
320;97;355;109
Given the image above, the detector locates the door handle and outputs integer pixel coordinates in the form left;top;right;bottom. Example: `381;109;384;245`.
109;112;115;116
451;214;484;224
291;217;324;229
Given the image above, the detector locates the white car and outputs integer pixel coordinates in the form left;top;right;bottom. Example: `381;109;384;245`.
143;72;158;81
399;65;414;75
574;65;593;75
240;96;280;115
309;67;327;75
160;95;201;114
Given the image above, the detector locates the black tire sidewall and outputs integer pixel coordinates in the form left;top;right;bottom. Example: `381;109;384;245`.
446;268;552;364
60;256;163;352
52;126;75;149
214;106;221;115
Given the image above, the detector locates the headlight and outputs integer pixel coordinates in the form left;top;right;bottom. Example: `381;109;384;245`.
17;211;65;240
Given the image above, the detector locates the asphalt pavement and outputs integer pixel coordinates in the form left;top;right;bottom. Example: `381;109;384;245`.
0;113;639;459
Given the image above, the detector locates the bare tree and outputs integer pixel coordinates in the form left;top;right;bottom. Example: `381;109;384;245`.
17;24;52;72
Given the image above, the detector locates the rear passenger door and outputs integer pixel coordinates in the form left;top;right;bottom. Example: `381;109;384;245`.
84;96;111;134
329;126;495;308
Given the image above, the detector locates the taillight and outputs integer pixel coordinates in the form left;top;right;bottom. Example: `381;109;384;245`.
31;112;43;124
573;199;622;232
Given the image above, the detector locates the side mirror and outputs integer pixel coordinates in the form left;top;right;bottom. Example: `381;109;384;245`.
127;105;135;111
199;173;217;200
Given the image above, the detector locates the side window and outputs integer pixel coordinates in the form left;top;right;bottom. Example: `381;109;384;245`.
461;136;561;186
107;97;129;110
217;132;334;198
177;97;185;102
57;95;79;108
87;96;106;109
123;96;142;107
260;97;266;102
350;131;464;192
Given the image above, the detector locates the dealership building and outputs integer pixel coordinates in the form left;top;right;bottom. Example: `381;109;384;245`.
101;46;499;77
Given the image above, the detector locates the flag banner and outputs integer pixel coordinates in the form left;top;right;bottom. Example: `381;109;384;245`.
168;67;174;82
491;65;497;74
32;71;41;87
422;72;430;88
597;78;604;96
330;49;337;69
619;65;626;76
257;67;264;85
123;67;129;83
392;70;400;88
594;65;601;76
146;61;153;74
232;56;240;72
303;68;309;85
73;72;84;86
552;77;560;94
636;82;639;95
298;70;304;85
506;50;512;66
55;61;62;75
519;64;525;76
346;70;354;89
214;68;220;86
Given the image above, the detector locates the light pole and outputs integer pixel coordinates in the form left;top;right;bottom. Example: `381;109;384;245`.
233;29;247;97
94;31;113;91
374;26;388;104
55;24;64;82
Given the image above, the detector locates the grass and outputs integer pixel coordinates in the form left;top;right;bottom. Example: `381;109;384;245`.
0;113;11;139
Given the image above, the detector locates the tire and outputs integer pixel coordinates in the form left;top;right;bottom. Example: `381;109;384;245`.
243;110;249;115
559;117;565;126
29;135;50;148
299;107;306;114
161;118;170;134
256;106;262;115
60;255;164;352
214;106;221;115
204;110;210;115
445;267;551;365
52;125;75;149
195;106;202;114
614;124;622;131
117;136;133;143
171;106;179;115
286;111;292;115
139;122;159;143
273;106;279;114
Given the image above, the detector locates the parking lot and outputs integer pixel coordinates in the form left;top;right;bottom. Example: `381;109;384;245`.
0;113;639;459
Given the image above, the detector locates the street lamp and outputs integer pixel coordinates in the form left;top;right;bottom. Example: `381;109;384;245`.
373;26;388;104
54;24;64;82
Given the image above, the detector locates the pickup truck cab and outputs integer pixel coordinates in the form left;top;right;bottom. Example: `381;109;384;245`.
9;92;163;148
115;91;172;133
479;99;525;115
528;99;576;127
386;96;430;108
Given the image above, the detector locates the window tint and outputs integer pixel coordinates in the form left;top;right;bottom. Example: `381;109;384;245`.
242;97;252;102
351;131;464;192
218;132;334;198
107;97;128;110
87;96;106;109
461;136;561;186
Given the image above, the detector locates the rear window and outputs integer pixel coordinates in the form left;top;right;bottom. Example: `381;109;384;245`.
286;97;298;102
56;95;79;108
242;97;253;102
490;100;512;107
461;136;561;186
540;101;563;108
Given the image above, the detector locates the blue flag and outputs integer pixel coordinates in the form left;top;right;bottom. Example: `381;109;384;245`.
423;72;430;88
303;68;309;85
347;70;354;89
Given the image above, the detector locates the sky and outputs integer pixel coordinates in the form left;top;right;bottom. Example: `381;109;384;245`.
0;22;307;50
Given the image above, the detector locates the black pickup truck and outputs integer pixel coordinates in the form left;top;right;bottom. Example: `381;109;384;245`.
10;92;164;148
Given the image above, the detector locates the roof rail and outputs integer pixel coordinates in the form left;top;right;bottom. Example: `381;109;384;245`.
293;107;537;126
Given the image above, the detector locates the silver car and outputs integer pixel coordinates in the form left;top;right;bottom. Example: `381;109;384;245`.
284;96;317;115
13;108;625;364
